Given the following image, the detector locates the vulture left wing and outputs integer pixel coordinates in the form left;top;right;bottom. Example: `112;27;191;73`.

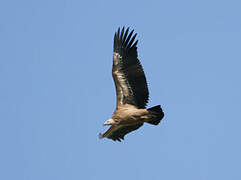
99;123;143;142
112;27;149;109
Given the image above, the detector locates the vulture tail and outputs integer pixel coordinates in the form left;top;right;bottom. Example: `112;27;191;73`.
146;105;164;125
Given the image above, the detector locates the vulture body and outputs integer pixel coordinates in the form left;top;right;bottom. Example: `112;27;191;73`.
99;27;164;141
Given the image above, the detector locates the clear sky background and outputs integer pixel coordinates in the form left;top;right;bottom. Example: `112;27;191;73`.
1;0;241;180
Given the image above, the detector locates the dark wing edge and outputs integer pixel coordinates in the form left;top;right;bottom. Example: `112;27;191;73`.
99;123;143;142
113;27;149;109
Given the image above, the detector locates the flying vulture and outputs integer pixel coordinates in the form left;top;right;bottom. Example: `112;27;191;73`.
99;27;164;141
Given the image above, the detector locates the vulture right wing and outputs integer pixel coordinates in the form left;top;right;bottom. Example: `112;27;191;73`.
112;27;149;109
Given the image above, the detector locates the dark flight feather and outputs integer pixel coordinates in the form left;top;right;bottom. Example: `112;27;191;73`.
101;123;143;142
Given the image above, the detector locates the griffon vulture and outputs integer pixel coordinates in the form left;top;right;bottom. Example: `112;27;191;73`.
99;27;164;141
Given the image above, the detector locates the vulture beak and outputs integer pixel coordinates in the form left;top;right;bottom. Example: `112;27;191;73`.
103;119;115;126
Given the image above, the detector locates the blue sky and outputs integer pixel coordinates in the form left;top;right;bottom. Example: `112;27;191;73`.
1;0;241;179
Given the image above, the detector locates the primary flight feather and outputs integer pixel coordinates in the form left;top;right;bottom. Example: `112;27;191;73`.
99;27;164;141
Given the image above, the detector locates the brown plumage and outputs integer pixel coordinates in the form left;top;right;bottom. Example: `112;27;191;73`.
99;27;164;141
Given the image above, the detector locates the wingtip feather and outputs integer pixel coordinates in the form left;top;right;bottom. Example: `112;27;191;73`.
98;133;104;139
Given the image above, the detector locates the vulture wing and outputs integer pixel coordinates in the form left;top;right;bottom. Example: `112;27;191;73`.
113;27;149;109
99;123;143;141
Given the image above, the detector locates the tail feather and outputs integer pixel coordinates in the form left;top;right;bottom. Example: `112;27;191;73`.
147;105;164;125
